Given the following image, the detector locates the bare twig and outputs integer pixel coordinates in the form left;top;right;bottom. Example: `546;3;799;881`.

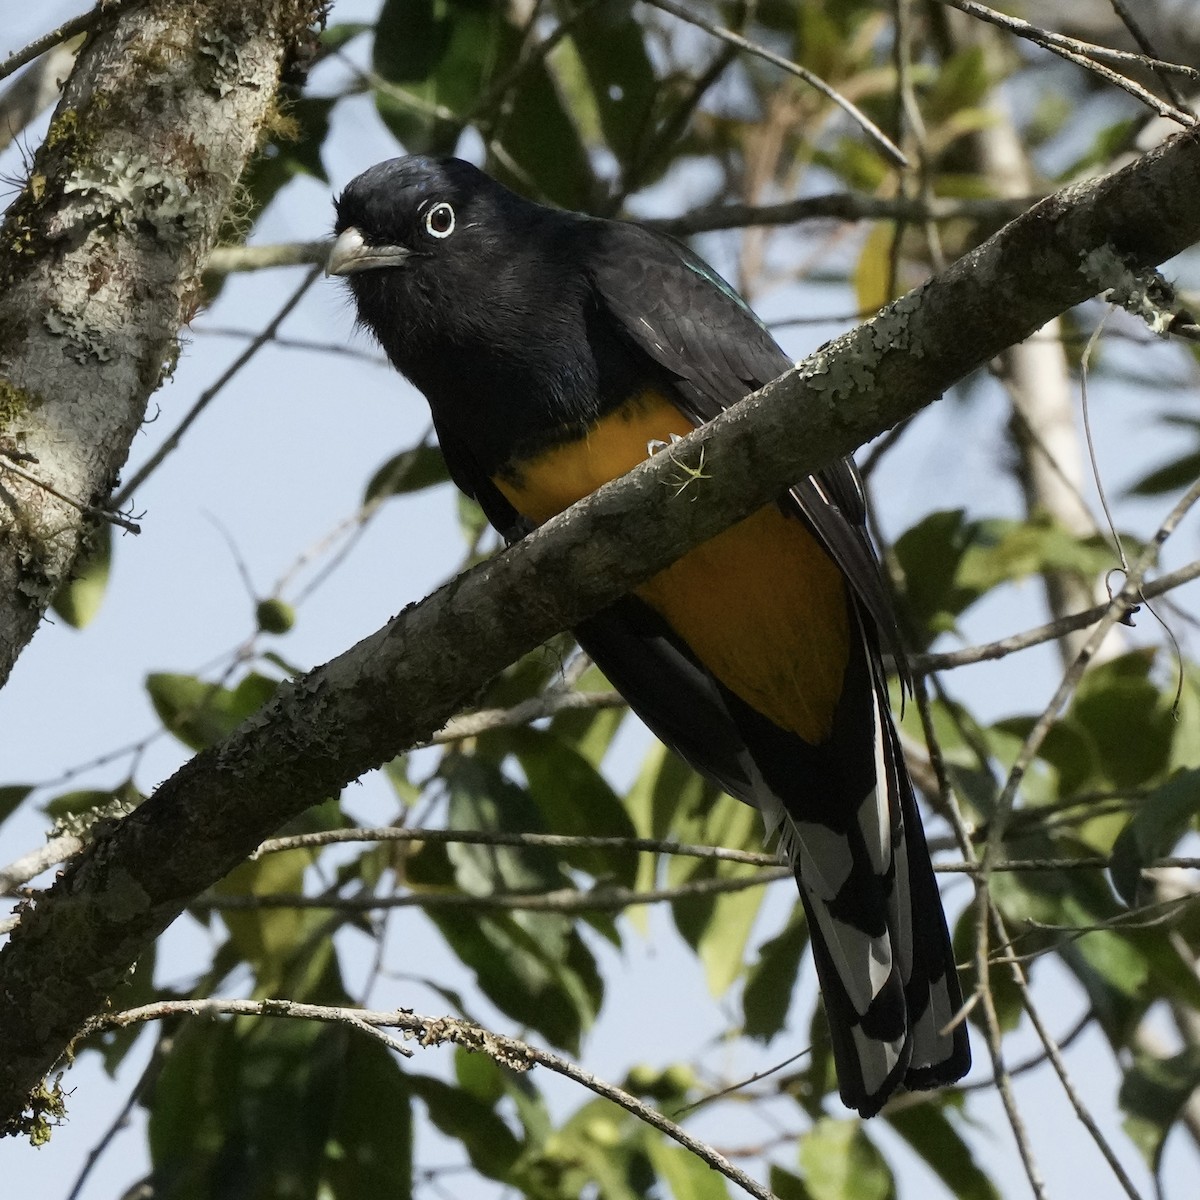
645;193;1033;238
0;834;84;893
110;265;322;508
640;0;909;168
253;824;778;866
937;0;1198;126
983;478;1200;871
89;999;778;1200
0;2;136;85
988;901;1147;1200
1108;0;1192;111
427;689;625;745
191;324;388;365
204;240;329;274
197;870;790;914
0;455;141;533
911;557;1200;673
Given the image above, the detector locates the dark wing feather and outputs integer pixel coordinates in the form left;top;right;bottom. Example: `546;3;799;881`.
431;413;526;541
583;217;965;1112
585;220;903;667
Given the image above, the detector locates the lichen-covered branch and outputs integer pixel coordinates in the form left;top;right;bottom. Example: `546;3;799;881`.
0;123;1199;1135
0;0;325;687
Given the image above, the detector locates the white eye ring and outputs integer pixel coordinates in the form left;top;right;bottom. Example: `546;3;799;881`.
424;202;455;239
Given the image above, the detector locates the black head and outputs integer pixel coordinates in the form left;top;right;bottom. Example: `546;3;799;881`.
328;156;603;461
328;156;564;359
330;156;513;273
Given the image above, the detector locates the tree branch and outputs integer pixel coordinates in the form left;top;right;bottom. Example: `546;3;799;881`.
2;124;1200;1132
89;998;777;1200
0;0;325;688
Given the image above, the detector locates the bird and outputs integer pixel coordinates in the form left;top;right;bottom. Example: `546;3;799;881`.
327;155;970;1116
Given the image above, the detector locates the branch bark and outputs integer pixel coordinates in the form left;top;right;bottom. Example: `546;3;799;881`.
0;0;324;687
1;123;1199;1133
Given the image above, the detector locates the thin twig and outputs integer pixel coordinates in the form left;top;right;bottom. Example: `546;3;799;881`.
645;192;1041;239
111;266;321;508
989;900;1147;1200
192;324;388;365
253;824;779;866
937;0;1198;126
1108;0;1192;111
196;870;791;914
911;557;1200;673
427;689;626;745
640;0;909;168
0;455;141;533
0;1;136;85
204;240;329;274
956;1008;1093;1092
0;834;84;893
89;999;778;1200
982;479;1200;874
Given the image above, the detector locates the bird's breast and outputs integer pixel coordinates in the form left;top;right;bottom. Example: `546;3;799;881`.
492;387;693;524
491;387;849;743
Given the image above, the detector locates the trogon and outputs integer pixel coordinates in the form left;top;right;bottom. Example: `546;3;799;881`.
328;155;970;1117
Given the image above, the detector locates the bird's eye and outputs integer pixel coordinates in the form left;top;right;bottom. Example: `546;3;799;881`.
424;202;455;239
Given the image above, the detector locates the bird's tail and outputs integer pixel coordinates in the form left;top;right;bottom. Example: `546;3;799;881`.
748;615;969;1116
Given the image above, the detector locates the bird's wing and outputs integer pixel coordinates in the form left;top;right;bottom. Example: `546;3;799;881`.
585;219;903;668
582;217;964;1113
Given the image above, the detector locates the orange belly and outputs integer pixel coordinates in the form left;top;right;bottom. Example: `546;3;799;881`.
493;390;849;743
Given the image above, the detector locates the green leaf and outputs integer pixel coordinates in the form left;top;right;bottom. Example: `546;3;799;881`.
319;21;371;52
893;510;1119;648
885;1101;999;1200
566;6;658;165
769;1164;817;1200
214;855;337;998
645;1137;731;1200
408;1072;522;1181
1110;768;1200;905
427;905;600;1053
1070;651;1174;789
924;46;990;122
510;726;639;886
443;753;559;894
743;910;808;1041
51;523;111;629
0;785;32;828
364;442;450;502
1128;449;1200;496
623;741;720;933
661;779;768;997
324;1035;413;1200
892;510;975;646
146;672;278;751
487;21;595;209
150;1013;394;1199
372;0;492;153
798;1118;893;1200
1120;1047;1200;1176
42;786;121;818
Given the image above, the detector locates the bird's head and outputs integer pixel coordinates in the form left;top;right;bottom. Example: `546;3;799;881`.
330;156;487;273
328;155;560;365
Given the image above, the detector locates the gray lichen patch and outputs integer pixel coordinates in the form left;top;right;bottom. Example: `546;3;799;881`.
42;310;113;364
1079;244;1179;335
199;29;252;97
64;151;204;242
